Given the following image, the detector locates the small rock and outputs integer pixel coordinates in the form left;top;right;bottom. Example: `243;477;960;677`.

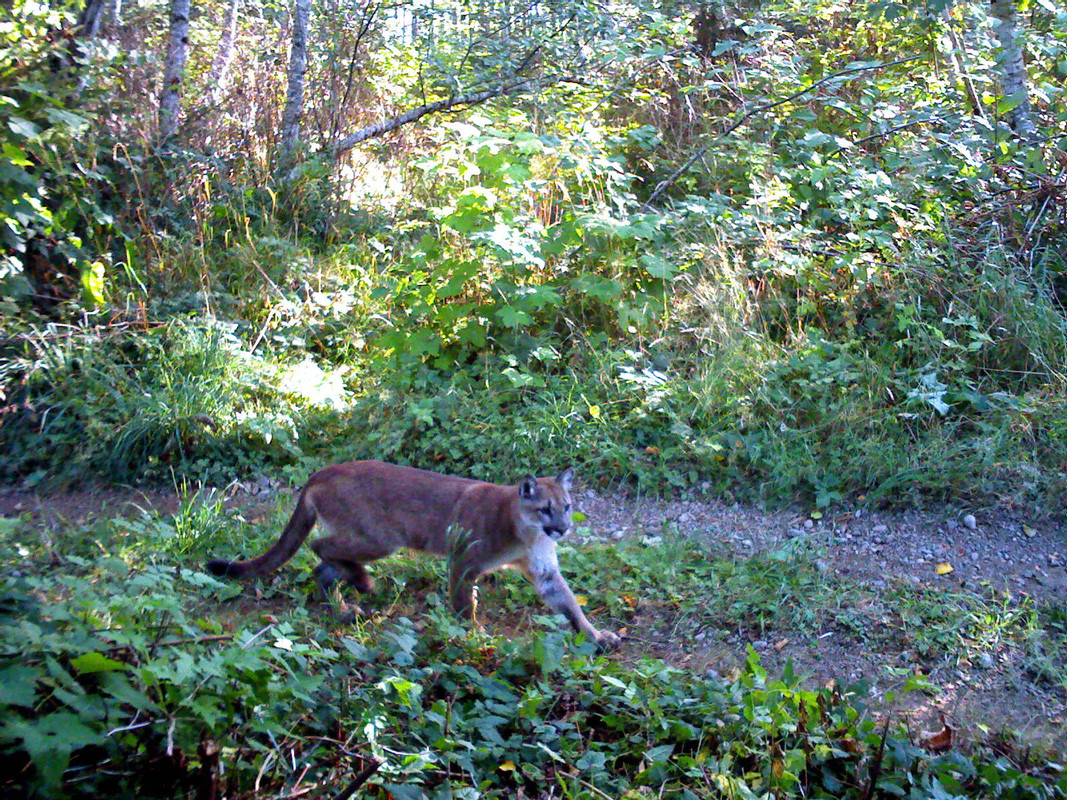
677;512;695;524
641;535;663;547
741;538;754;548
804;519;814;529
704;668;721;681
872;524;889;534
815;560;831;574
1048;553;1063;567
694;632;707;642
963;514;977;530
751;639;769;651
612;530;626;540
970;552;980;563
977;653;994;670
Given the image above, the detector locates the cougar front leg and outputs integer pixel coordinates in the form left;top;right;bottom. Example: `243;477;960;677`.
448;556;482;629
523;542;620;650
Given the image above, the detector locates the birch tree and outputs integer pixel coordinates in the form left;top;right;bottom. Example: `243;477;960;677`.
989;0;1037;139
278;0;312;165
206;0;241;104
158;0;192;142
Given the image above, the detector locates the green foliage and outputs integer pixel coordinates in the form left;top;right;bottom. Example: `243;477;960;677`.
2;512;1064;798
0;320;347;485
0;0;127;307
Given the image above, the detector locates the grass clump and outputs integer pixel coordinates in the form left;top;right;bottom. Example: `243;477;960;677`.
0;319;348;487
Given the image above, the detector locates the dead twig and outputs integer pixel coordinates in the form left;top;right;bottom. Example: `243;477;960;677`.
331;759;381;800
861;716;892;800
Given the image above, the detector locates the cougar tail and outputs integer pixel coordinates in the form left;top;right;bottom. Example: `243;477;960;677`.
206;489;317;579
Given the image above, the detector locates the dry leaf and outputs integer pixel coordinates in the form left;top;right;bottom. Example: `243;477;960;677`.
574;594;588;607
620;593;638;608
918;723;954;752
498;760;516;772
774;639;789;651
935;562;954;575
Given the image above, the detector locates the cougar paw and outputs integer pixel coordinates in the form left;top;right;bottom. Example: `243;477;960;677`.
336;600;365;624
593;629;622;651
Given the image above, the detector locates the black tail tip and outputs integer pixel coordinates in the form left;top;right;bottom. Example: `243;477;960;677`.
206;559;241;578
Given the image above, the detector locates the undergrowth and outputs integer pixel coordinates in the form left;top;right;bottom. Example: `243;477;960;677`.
2;499;1064;798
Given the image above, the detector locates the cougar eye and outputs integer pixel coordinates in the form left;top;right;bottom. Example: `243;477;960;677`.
539;505;552;516
564;503;571;512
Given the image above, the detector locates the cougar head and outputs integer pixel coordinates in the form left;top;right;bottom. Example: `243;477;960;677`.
518;467;574;541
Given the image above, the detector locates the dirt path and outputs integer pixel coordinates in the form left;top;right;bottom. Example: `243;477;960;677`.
4;482;1066;753
576;490;1067;754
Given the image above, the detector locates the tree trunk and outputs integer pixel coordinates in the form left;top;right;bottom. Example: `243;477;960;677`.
989;0;1037;139
278;0;312;165
66;0;107;92
158;0;192;142
77;0;107;39
693;1;723;58
206;0;241;103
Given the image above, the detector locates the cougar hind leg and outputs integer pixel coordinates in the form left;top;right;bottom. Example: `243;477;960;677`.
310;535;394;619
310;562;361;621
313;559;375;594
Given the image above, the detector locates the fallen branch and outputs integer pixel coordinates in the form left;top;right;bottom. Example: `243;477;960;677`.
154;633;235;648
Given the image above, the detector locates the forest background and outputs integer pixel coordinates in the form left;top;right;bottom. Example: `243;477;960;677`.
2;0;1065;507
2;0;1067;795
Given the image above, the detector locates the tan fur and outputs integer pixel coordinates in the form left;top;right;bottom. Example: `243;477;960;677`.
207;460;620;648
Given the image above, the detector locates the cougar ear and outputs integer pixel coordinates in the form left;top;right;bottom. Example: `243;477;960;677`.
519;474;539;499
555;466;574;490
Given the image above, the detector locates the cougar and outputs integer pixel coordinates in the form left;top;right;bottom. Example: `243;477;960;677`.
206;461;620;648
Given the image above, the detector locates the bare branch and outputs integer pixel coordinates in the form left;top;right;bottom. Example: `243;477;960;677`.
644;55;925;207
330;75;569;157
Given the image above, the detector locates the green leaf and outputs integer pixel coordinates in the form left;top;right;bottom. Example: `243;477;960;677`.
71;651;128;674
639;253;677;279
80;261;106;308
43;107;90;132
646;743;675;763
2;712;103;789
0;665;44;707
7;116;39;138
495;306;532;328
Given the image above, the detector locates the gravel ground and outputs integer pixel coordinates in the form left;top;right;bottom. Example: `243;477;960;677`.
573;488;1067;753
